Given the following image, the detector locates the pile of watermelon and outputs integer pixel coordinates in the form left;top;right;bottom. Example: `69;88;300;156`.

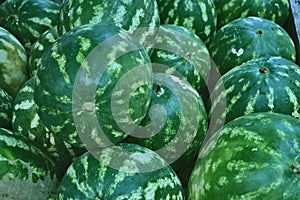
0;0;299;199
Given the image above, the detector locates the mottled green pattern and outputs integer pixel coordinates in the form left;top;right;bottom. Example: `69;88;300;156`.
0;0;60;50
29;25;60;77
150;24;211;92
157;0;217;42
214;0;290;28
209;56;300;128
126;73;207;186
0;86;12;129
12;77;86;179
0;128;57;199
208;16;296;75
60;0;160;46
57;143;185;199
189;112;300;199
0;26;29;97
34;23;152;148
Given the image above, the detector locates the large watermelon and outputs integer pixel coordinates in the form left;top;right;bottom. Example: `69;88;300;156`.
156;0;217;43
0;0;61;51
213;0;290;28
34;23;153;148
209;56;300;128
189;112;300;199
57;143;185;199
208;16;296;75
0;128;57;199
0;26;29;97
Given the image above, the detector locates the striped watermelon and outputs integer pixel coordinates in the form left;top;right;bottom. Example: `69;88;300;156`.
150;24;211;93
156;0;217;43
59;0;160;47
0;128;57;199
34;23;153;148
57;143;185;199
213;0;290;28
0;0;60;51
0;26;29;97
209;56;300;128
29;26;60;77
0;86;12;129
12;77;86;179
189;112;300;199
125;73;208;187
208;16;296;75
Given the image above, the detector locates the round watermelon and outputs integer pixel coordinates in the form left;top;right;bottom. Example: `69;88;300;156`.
57;143;185;199
34;22;153;148
209;56;300;128
125;73;208;187
208;16;296;75
0;0;61;51
189;112;300;199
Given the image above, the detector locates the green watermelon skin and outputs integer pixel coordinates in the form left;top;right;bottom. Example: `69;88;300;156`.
34;23;153;148
12;77;86;179
0;86;13;129
208;16;296;75
0;26;29;97
213;0;290;29
156;0;217;43
189;112;300;199
0;0;60;51
0;128;57;199
59;0;160;45
125;73;207;187
209;56;300;128
150;24;211;93
57;143;185;199
29;26;60;77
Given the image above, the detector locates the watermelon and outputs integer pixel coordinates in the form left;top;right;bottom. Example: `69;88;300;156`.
209;56;300;130
57;143;185;199
213;0;290;29
34;23;153;148
59;0;160;47
0;26;29;97
208;16;296;75
0;0;61;51
156;0;217;43
125;73;208;186
0;86;12;129
12;77;86;179
29;26;61;77
0;128;57;199
150;24;211;93
189;112;300;199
